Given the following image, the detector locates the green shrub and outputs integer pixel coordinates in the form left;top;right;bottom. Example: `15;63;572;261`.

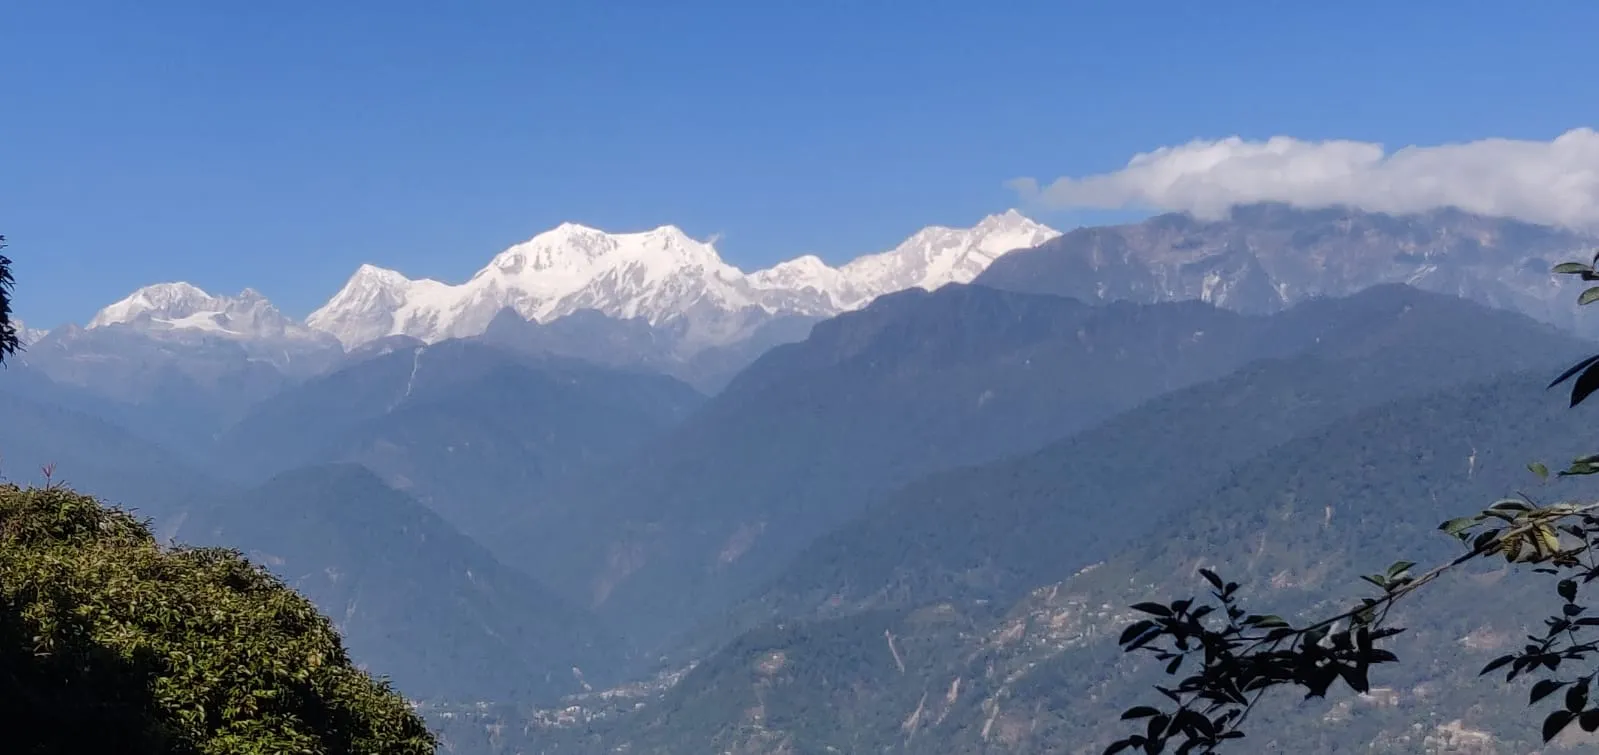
0;482;437;754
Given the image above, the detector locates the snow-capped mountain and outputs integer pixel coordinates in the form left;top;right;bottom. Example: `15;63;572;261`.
88;282;332;344
975;203;1599;335
838;209;1062;303
308;211;1061;349
75;282;342;380
13;319;47;346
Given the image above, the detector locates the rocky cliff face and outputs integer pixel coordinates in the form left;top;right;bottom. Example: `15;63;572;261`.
978;203;1595;334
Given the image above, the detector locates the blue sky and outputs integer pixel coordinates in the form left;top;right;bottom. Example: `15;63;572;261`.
5;1;1599;328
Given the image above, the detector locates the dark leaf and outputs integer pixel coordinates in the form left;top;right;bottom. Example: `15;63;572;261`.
1568;681;1589;713
1131;602;1174;617
1198;568;1223;591
1561;580;1579;602
1545;710;1576;743
1367;649;1399;663
1581;710;1599;733
1338;663;1370;693
1481;654;1517;675
1120;706;1162;720
1571;363;1599;407
1120;620;1157;646
1146;714;1170;743
1552;354;1599;389
1532;679;1567;704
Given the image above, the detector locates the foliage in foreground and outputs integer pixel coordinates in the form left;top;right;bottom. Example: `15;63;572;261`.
0;481;437;754
0;235;17;363
1107;256;1599;754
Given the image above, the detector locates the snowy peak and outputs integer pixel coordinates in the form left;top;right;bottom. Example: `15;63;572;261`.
970;209;1060;251
301;211;1061;348
751;254;839;288
88;282;217;329
477;222;738;308
349;262;420;291
88;282;327;342
308;222;780;348
748;254;857;309
13;318;47;346
305;264;454;348
838;209;1062;303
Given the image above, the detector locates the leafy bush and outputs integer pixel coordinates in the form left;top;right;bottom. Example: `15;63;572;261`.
0;482;437;754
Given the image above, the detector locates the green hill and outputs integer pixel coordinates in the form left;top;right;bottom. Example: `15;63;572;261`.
0;481;435;754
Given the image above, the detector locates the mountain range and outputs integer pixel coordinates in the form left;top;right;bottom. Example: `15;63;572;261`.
508;284;1324;648
978;203;1597;334
17;203;1599;410
712;285;1590;645
482;292;1595;754
301;209;1062;349
14;210;1058;398
11;202;1599;754
56;210;1058;353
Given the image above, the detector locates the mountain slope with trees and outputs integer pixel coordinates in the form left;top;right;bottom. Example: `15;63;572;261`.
522;283;1350;648
565;370;1584;754
179;463;626;705
723;285;1589;642
210;340;704;551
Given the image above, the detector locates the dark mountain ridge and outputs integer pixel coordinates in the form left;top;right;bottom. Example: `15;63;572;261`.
509;283;1531;652
568;366;1599;754
719;284;1589;649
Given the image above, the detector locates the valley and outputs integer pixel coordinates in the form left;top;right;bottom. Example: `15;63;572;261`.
7;204;1599;753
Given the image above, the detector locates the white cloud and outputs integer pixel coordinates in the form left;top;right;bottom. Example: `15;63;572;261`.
1012;128;1599;229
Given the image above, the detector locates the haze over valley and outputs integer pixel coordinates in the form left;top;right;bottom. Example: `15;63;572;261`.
8;197;1599;751
10;4;1599;752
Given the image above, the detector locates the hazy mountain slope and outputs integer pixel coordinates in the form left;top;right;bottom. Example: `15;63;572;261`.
0;389;224;539
906;370;1596;754
212;340;703;547
977;202;1596;334
13;326;308;458
517;284;1418;649
213;339;700;476
586;369;1596;754
12;282;345;455
179;463;625;705
477;307;822;393
730;286;1589;636
339;358;703;547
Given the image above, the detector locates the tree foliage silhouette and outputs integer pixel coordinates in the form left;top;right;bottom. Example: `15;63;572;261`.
1107;254;1599;754
0;235;18;364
